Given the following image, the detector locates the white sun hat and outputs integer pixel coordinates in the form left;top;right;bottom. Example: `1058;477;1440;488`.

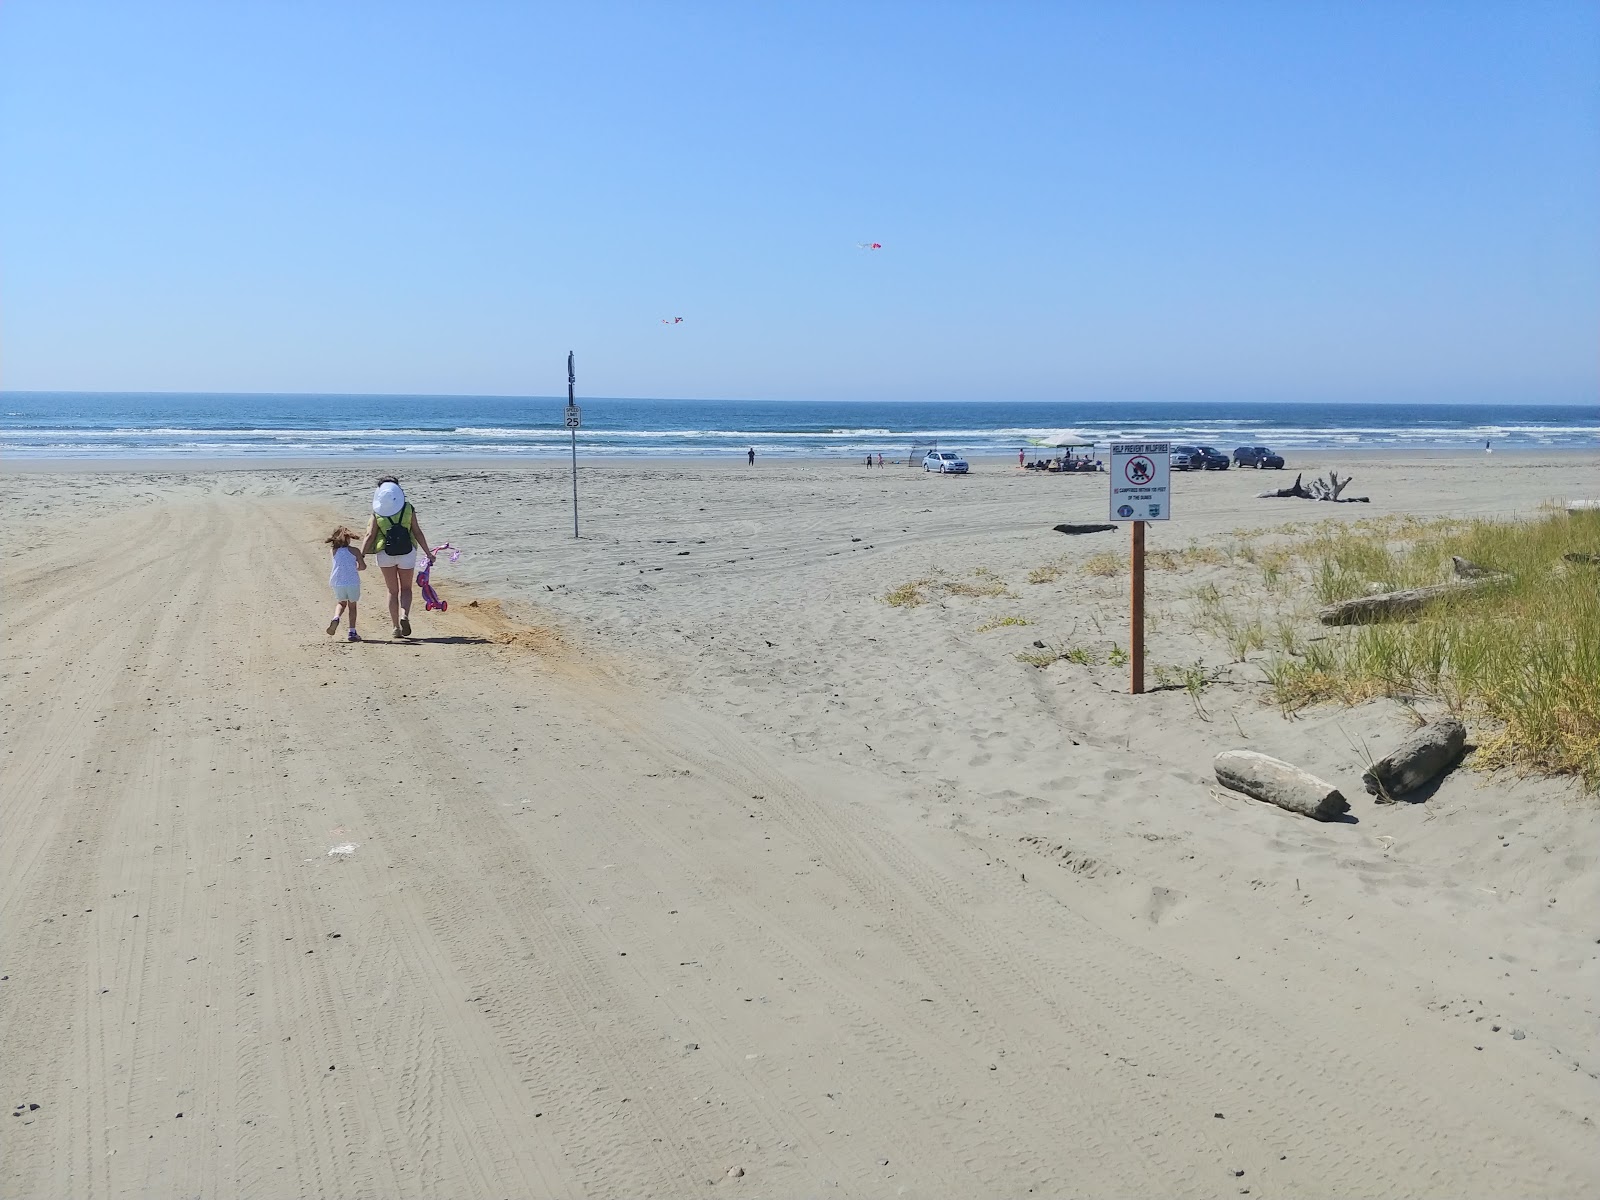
373;481;406;517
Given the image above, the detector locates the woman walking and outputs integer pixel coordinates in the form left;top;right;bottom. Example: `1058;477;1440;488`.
361;477;436;640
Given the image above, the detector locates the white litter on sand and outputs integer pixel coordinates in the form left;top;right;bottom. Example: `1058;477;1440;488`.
328;843;359;859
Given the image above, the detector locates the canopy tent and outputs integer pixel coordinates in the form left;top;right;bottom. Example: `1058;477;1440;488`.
1034;430;1097;448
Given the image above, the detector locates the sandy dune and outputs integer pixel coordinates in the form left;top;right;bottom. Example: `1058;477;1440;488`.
3;455;1596;1198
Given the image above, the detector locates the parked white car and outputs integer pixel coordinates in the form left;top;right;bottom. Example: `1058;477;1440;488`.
924;450;969;474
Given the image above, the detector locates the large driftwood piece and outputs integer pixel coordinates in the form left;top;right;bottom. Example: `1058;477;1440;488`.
1258;472;1309;499
1317;575;1503;625
1257;470;1369;503
1308;471;1352;500
1214;751;1350;821
1363;718;1467;801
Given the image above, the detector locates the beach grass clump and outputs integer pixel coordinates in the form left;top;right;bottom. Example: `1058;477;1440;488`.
1015;645;1064;668
1269;509;1600;788
977;615;1033;632
1296;514;1475;602
1225;615;1269;661
1189;582;1267;658
945;569;1014;599
884;578;934;607
1017;643;1120;672
1154;659;1226;719
1272;616;1303;656
1027;562;1067;584
1259;547;1296;594
886;569;1014;607
1147;544;1228;570
1084;551;1123;577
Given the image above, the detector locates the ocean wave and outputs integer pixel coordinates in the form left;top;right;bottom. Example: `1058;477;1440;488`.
2;400;1593;460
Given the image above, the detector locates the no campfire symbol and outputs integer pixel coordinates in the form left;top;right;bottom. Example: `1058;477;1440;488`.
1124;455;1155;485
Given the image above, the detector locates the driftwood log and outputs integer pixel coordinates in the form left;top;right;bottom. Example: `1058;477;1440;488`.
1214;751;1350;821
1052;523;1117;536
1257;471;1370;503
1363;718;1467;801
1317;574;1504;625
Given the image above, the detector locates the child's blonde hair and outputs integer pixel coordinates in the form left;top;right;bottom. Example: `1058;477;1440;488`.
325;526;359;548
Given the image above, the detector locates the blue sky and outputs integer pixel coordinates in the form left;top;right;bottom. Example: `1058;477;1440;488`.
2;0;1595;403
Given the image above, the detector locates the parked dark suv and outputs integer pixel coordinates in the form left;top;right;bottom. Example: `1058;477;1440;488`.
1232;445;1286;469
1194;446;1230;470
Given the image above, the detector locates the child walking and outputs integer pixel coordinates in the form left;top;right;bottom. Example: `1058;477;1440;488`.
325;527;366;641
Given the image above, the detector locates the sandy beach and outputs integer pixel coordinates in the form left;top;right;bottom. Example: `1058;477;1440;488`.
3;451;1597;1199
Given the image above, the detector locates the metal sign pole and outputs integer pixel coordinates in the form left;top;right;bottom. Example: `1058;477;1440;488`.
567;350;579;538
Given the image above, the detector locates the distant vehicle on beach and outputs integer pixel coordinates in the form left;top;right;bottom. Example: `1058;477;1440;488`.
924;450;969;474
1232;446;1286;469
1194;446;1230;470
1169;445;1201;471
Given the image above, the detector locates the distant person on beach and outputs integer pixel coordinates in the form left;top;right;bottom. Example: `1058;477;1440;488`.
1019;448;1025;467
324;526;366;642
748;447;756;465
877;453;883;467
361;477;437;640
865;454;873;468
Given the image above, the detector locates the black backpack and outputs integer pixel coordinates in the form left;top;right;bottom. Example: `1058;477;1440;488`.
380;504;414;556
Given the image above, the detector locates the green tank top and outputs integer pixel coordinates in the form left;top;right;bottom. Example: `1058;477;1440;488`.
376;503;415;550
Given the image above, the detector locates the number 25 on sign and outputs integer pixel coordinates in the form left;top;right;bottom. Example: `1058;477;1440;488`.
1109;442;1171;695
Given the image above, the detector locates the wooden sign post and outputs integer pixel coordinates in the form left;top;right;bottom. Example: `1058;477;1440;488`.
1130;518;1146;694
1108;441;1170;695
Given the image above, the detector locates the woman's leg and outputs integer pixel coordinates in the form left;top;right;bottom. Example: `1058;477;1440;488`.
381;565;402;632
396;567;415;634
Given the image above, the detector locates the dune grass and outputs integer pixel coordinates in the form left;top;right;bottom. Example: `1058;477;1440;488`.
945;571;1014;599
885;568;1014;608
1267;509;1600;788
977;615;1033;632
884;578;934;607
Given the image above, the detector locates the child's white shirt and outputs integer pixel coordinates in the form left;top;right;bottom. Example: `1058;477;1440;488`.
330;546;360;587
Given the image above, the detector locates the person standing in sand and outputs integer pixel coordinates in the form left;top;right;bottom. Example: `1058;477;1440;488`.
748;447;756;465
361;477;436;640
324;526;366;641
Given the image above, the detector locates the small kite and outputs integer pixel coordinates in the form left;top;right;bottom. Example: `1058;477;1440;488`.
660;316;684;324
416;542;460;613
856;242;882;250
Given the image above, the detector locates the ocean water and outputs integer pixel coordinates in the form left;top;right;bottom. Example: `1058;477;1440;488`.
1;393;1593;460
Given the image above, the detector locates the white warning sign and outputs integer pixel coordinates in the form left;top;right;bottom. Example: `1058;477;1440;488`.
1109;442;1171;521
